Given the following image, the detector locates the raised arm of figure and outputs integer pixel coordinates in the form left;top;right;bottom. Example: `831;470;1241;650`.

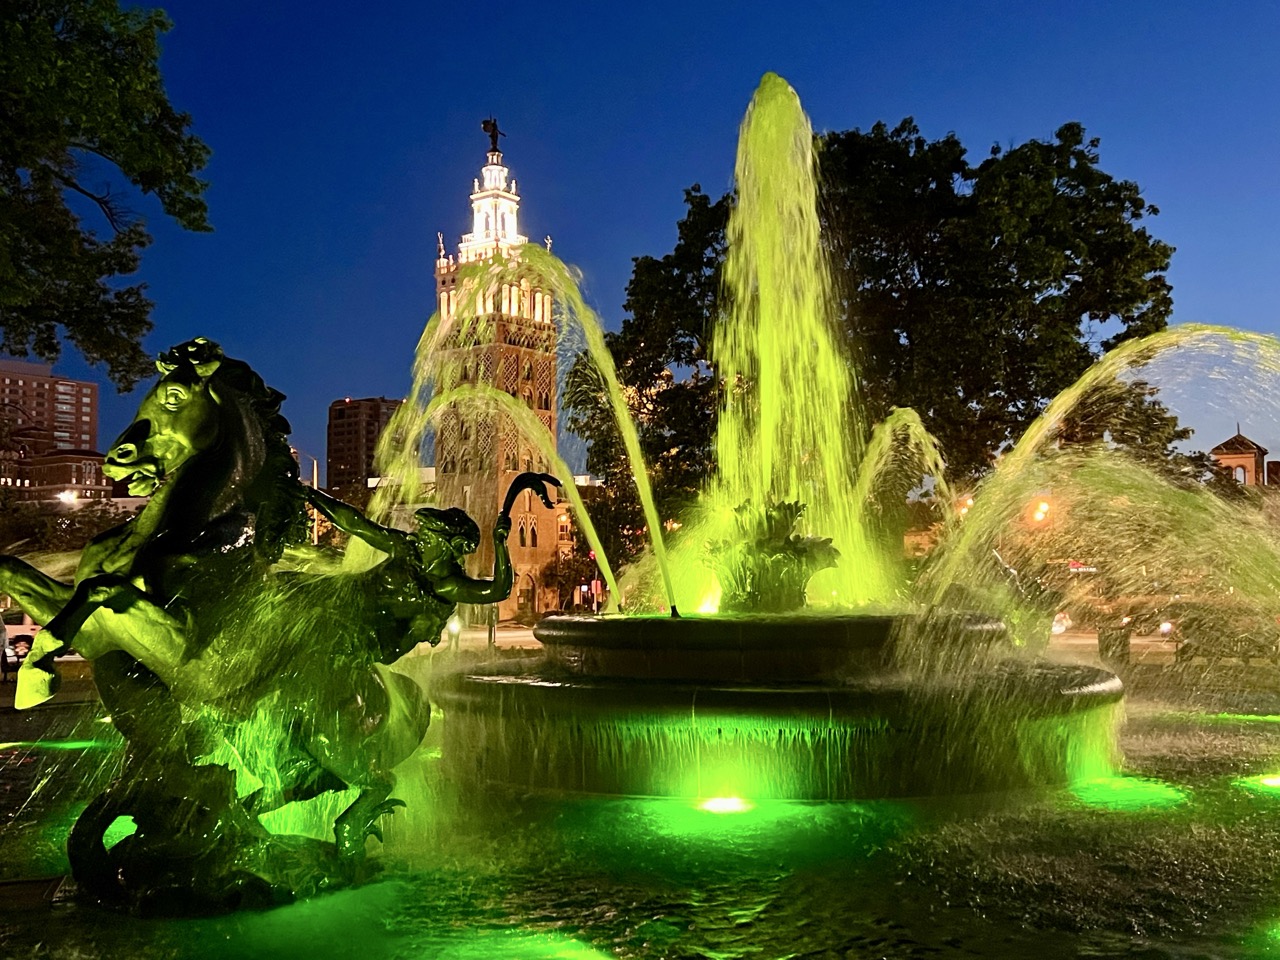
306;487;409;560
432;515;514;604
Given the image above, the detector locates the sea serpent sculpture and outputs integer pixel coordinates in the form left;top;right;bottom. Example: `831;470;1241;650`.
0;337;559;912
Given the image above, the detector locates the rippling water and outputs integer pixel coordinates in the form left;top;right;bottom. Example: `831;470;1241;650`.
4;692;1280;959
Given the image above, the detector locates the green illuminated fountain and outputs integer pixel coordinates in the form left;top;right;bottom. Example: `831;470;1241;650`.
426;74;1125;802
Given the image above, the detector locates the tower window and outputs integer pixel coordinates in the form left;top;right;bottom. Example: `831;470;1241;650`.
518;523;527;548
530;524;538;548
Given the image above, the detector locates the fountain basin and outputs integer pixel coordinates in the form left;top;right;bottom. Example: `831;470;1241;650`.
435;615;1124;800
533;612;1008;681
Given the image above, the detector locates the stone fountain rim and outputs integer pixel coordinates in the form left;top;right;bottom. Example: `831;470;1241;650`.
533;610;1005;652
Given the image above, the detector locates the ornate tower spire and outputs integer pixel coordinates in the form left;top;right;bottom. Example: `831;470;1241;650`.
432;122;560;621
457;117;525;263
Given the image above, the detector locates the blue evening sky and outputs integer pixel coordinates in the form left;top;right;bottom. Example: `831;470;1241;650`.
48;0;1280;479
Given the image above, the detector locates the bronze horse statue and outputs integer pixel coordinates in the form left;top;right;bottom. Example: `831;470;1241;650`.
0;338;556;909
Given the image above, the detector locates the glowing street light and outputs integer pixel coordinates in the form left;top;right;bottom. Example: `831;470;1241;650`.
57;489;78;504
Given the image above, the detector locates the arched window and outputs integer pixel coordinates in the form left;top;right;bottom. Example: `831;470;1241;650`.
523;360;533;381
523;389;534;409
460;363;470;382
1236;465;1247;484
518;523;527;548
460;421;472;441
530;524;538;548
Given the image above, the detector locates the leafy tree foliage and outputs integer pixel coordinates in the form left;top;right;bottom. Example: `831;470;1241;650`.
0;491;129;554
821;119;1174;480
539;547;603;612
567;121;1176;519
1056;378;1241;498
0;0;211;389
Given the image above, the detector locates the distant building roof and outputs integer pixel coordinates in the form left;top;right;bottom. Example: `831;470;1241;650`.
1211;432;1269;456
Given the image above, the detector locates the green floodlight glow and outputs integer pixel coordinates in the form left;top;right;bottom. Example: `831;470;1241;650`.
430;930;617;960
1070;776;1187;811
0;739;117;751
1234;774;1280;795
700;796;753;814
636;796;819;841
1207;713;1280;725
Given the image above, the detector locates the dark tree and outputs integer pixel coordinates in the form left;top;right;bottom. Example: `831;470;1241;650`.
1056;378;1242;498
0;0;211;389
820;119;1174;480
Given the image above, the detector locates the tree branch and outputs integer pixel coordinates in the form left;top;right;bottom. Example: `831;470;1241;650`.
47;166;130;233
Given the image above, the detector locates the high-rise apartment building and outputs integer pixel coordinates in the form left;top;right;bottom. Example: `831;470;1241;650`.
0;359;109;501
0;359;98;450
433;125;560;620
326;396;402;496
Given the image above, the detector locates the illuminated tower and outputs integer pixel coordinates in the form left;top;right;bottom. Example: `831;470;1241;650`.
433;122;559;620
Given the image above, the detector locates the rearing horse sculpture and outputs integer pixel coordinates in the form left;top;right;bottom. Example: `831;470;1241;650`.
0;338;550;909
7;336;306;709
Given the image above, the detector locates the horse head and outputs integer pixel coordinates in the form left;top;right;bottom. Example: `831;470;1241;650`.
103;338;226;497
103;337;307;557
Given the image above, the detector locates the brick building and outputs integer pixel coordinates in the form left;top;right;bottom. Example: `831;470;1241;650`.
0;359;98;450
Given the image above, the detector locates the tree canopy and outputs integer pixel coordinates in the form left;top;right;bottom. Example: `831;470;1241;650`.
821;119;1173;480
567;118;1176;543
0;0;211;389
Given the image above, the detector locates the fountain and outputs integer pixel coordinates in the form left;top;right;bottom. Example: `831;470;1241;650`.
425;74;1124;802
7;71;1280;960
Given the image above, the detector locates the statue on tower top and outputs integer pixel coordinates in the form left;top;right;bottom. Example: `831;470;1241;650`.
481;117;505;154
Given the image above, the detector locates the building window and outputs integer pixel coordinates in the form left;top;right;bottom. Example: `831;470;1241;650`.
530;524;538;548
518;523;527;548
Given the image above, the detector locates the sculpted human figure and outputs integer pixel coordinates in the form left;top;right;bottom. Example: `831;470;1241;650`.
305;469;560;658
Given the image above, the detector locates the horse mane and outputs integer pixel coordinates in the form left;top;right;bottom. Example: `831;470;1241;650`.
205;356;309;561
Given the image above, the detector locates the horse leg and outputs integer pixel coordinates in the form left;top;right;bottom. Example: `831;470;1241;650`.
0;555;73;624
5;558;81;709
16;576;188;710
305;664;430;859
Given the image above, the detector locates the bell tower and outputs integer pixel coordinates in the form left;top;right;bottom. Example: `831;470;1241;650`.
433;121;560;621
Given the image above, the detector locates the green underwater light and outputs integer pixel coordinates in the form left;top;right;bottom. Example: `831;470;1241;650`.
700;796;753;814
1234;773;1280;795
0;739;117;751
1070;776;1187;811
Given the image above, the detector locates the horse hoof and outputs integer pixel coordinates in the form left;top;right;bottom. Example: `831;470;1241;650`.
14;660;61;710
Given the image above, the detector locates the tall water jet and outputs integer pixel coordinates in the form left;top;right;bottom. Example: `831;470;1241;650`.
669;73;906;610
